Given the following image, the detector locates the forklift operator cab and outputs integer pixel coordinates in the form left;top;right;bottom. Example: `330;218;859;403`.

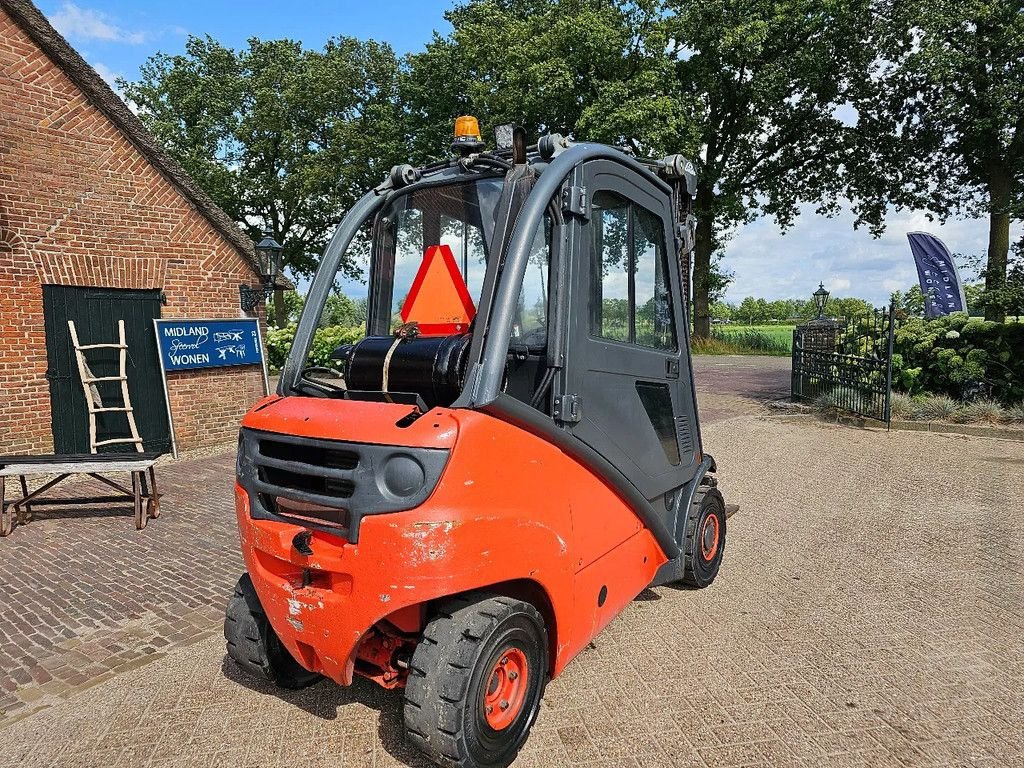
228;119;728;768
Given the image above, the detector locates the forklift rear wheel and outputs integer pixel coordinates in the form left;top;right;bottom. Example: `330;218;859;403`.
682;485;726;588
224;573;322;690
404;593;548;768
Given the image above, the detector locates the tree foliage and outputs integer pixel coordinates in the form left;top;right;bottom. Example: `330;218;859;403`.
716;293;877;324
404;0;694;159
852;0;1024;321
893;313;1024;402
121;35;405;323
666;0;876;334
406;0;873;338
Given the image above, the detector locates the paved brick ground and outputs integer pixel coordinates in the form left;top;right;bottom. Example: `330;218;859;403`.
692;355;792;423
2;414;1023;767
0;453;241;722
0;355;784;726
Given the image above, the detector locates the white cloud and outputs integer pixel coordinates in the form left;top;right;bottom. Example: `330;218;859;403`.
49;2;147;45
90;61;120;86
720;202;1023;306
89;60;135;108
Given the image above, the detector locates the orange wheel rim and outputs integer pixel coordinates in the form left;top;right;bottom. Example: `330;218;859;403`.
701;514;720;561
483;647;529;731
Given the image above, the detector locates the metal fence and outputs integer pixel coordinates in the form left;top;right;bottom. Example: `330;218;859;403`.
791;304;896;424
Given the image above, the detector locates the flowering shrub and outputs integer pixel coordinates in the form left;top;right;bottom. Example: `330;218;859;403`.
892;313;1024;403
265;324;364;371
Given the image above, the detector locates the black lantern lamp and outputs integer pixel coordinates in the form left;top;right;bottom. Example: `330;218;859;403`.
240;229;283;313
813;282;830;319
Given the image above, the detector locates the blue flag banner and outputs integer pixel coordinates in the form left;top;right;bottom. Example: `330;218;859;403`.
154;318;264;372
907;232;967;318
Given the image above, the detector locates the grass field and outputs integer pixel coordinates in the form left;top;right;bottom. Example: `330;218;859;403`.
693;324;795;356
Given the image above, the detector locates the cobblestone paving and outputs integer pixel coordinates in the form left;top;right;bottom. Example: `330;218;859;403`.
0;356;785;726
2;415;1023;767
0;452;241;723
691;355;791;422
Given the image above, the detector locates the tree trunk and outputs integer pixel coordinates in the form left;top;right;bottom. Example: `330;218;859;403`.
984;164;1011;323
691;184;715;340
272;287;287;329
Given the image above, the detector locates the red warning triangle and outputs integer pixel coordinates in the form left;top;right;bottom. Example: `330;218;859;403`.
401;244;476;335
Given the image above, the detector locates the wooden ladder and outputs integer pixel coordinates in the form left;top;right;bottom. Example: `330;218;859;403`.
68;320;144;454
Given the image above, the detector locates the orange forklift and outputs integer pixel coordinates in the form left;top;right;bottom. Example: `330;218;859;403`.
226;119;728;768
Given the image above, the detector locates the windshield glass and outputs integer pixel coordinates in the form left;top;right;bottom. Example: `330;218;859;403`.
373;178;503;333
292;174;552;401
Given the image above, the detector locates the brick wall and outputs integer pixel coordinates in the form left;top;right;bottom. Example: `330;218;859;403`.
0;7;266;454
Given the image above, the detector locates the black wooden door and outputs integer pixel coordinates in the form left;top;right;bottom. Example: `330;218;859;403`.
563;160;699;507
43;286;171;454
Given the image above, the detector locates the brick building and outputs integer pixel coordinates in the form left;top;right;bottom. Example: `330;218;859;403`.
0;0;268;455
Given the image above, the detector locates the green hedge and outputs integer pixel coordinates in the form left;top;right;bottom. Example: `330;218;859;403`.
892;314;1024;403
265;324;365;371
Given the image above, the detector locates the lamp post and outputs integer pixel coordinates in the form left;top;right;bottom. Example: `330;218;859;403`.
813;282;830;320
240;229;283;313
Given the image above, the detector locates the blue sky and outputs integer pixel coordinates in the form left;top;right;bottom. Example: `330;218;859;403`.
39;1;1019;307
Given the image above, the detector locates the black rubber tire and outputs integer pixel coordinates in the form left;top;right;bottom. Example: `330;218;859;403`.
403;592;548;768
681;484;727;588
223;573;321;690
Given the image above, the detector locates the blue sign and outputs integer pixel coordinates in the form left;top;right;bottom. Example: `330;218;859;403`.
907;232;967;318
154;318;264;371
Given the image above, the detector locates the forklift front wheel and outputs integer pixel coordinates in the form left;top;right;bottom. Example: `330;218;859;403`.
404;593;548;768
224;573;322;690
682;486;727;589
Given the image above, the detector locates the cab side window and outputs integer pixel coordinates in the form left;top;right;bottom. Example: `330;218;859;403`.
513;217;552;341
504;216;553;411
633;206;676;351
590;191;676;351
592;194;630;342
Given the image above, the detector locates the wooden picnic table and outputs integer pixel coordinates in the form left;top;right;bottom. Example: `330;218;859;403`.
0;452;162;536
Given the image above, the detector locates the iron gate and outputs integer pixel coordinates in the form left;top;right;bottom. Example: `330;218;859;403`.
791;303;896;423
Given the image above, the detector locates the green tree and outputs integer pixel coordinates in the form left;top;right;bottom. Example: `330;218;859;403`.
406;0;870;340
792;294;872;319
122;35;405;325
829;296;874;318
404;0;694;160
736;296;766;324
974;248;1024;320
792;298;812;319
965;283;985;316
709;300;734;322
664;0;873;339
891;285;927;317
852;0;1024;322
765;299;795;322
321;293;361;327
281;289;305;324
600;298;631;338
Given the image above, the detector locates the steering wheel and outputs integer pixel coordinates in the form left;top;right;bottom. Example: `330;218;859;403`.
301;365;345;382
508;327;548;358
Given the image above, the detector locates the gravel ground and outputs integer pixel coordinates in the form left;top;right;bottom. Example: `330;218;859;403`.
2;415;1023;768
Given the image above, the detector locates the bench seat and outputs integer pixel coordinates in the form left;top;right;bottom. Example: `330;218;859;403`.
0;452;164;536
